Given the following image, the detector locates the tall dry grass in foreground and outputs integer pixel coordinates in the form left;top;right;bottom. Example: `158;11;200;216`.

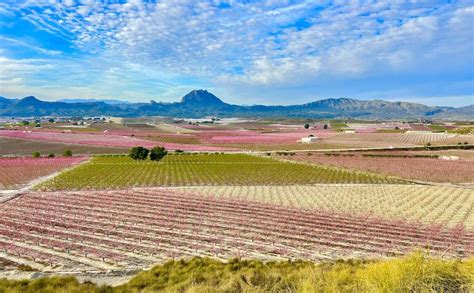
1;253;472;292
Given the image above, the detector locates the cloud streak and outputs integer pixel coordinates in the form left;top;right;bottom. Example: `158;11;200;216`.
0;0;472;105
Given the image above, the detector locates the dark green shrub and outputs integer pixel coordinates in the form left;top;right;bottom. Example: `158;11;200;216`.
63;149;73;157
32;151;41;158
150;146;168;162
129;146;149;160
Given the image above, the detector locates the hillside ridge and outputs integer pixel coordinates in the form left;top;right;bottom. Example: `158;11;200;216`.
0;90;472;120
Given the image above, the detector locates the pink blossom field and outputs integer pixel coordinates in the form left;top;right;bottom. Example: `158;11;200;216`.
0;156;87;189
198;129;336;144
0;130;234;152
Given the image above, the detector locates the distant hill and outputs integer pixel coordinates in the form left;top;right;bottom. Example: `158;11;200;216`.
180;90;226;106
0;90;472;120
57;98;130;105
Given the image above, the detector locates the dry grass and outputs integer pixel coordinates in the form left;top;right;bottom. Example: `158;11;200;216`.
1;254;472;292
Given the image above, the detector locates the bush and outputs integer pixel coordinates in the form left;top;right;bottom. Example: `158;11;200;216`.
150;146;168;162
32;151;41;158
63;149;73;157
17;264;37;272
48;153;55;158
304;123;310;129
4;253;466;292
129;146;149;160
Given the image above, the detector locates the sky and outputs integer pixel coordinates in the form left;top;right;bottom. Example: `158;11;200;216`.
0;0;473;107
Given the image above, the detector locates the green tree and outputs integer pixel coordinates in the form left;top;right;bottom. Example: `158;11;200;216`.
323;124;328;130
129;146;149;160
63;149;73;157
32;151;41;158
150;146;168;161
304;123;310;129
48;153;55;158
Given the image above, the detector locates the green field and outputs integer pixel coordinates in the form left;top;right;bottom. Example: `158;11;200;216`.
330;122;348;129
37;154;403;190
428;124;447;132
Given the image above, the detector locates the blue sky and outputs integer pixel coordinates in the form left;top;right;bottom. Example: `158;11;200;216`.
0;0;473;106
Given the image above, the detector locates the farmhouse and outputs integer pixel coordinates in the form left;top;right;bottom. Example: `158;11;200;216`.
300;135;318;143
439;155;459;161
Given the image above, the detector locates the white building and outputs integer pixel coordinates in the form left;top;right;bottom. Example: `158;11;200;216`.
439;156;459;161
300;136;318;143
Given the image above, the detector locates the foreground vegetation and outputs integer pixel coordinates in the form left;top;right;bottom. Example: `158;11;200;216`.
1;254;472;292
36;154;404;190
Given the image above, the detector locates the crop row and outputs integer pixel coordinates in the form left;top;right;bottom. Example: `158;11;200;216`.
324;132;458;147
0;189;471;272
170;185;474;229
36;154;404;190
0;157;87;190
0;130;233;152
285;153;474;183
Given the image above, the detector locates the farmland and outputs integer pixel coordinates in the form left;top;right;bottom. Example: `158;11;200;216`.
1;119;473;288
0;188;471;273
0;157;87;190
36;154;404;190
283;152;474;183
171;185;474;229
0;129;234;152
320;132;462;148
2;120;473;154
0;137;128;156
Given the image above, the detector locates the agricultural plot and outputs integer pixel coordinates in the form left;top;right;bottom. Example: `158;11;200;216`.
171;185;474;229
0;189;470;272
0;157;87;190
36;154;404;190
323;132;457;148
0;137;128;156
285;153;474;183
197;130;336;145
0;130;233;152
433;134;474;145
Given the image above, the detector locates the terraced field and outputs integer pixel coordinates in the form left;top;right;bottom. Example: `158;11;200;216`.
0;188;470;272
36;154;404;190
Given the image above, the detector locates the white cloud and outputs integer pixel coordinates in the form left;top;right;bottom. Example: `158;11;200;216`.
0;0;472;104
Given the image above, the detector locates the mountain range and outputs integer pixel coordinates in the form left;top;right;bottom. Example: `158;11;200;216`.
0;90;472;120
